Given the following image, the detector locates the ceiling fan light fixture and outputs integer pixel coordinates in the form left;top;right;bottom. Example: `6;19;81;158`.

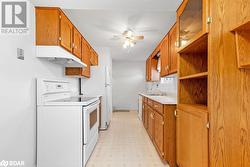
127;30;133;37
130;42;135;47
123;43;128;48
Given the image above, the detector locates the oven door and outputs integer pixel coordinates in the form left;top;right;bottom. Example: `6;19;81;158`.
83;100;100;145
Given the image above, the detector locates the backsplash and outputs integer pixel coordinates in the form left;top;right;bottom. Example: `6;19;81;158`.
146;74;178;98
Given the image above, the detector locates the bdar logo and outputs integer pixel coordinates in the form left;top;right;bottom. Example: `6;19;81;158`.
1;1;27;28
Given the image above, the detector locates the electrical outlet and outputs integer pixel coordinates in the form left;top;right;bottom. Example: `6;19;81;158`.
17;48;24;60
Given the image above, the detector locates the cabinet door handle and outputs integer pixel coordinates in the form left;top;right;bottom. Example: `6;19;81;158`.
174;110;178;117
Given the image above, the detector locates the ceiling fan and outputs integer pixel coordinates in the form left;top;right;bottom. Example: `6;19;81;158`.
113;29;144;48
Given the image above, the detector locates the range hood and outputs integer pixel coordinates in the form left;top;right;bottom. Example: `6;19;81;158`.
36;46;87;68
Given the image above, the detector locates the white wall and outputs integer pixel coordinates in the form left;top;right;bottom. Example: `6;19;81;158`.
0;3;78;167
81;47;112;129
146;74;178;98
112;60;146;111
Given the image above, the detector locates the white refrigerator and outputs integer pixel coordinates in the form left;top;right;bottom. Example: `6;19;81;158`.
104;66;112;128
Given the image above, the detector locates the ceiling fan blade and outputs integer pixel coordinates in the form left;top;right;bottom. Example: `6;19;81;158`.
133;36;144;40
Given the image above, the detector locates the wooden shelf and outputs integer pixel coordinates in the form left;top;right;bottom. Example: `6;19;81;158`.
231;20;250;69
232;19;250;31
177;32;208;54
177;103;208;113
179;72;208;80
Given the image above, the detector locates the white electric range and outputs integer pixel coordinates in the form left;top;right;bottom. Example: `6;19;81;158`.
37;79;99;167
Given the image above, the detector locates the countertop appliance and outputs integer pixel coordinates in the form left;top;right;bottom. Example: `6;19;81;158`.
37;79;99;167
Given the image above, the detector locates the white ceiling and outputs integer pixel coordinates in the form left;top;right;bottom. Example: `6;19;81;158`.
31;0;182;61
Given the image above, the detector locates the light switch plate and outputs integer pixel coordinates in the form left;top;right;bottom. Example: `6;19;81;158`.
17;48;24;60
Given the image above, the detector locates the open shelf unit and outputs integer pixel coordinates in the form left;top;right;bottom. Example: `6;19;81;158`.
178;33;208;107
231;19;250;68
179;72;208;80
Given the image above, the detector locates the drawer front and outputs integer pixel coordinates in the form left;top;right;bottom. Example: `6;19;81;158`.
153;101;164;115
148;99;154;107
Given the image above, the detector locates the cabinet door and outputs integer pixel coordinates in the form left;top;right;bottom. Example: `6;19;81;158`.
148;107;154;139
177;0;209;47
176;109;208;167
144;105;149;129
60;12;73;52
90;49;98;66
81;39;91;78
142;102;145;124
72;28;82;59
36;7;60;45
169;24;177;74
160;36;170;77
154;111;164;157
146;59;150;81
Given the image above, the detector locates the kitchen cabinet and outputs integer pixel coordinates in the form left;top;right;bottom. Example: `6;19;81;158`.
176;106;208;167
160;23;178;77
72;28;82;59
177;0;209;48
36;7;99;78
176;0;209;166
60;12;73;52
146;58;151;81
65;38;91;78
146;53;160;82
147;107;154;139
154;111;164;157
36;7;73;53
147;22;177;79
141;96;176;167
81;39;91;78
169;24;178;74
160;35;170;77
144;104;149;129
36;7;60;46
90;49;98;66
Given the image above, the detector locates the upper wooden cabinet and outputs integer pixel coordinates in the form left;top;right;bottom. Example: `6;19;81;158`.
65;38;91;78
177;0;209;48
160;23;178;77
60;12;73;52
169;23;178;74
81;39;91;78
160;35;170;77
36;7;99;78
90;48;98;66
36;7;74;52
72;28;82;59
36;7;60;45
146;46;160;82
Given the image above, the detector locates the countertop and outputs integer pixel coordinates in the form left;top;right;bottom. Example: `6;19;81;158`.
139;93;177;105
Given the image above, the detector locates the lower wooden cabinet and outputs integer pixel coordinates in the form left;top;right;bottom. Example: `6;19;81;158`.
142;97;176;167
148;107;155;139
154;111;164;157
176;108;208;167
143;104;149;129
